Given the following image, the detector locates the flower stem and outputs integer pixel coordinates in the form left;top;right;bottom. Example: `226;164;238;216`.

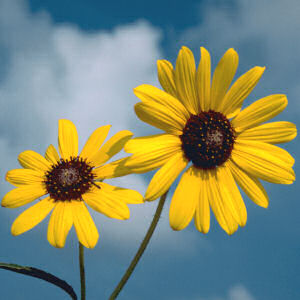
79;242;86;300
109;190;169;300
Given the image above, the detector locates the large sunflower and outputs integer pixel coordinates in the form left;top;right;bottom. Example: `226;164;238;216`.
2;120;142;248
124;46;296;234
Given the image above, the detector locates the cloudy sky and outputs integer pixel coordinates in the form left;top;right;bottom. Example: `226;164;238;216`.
0;0;299;299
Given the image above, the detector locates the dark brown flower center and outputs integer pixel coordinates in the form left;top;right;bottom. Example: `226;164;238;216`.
180;110;235;169
44;157;96;201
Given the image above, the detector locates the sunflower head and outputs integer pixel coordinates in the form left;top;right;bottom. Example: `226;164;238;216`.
44;156;96;202
125;46;296;235
2;120;143;248
180;110;235;169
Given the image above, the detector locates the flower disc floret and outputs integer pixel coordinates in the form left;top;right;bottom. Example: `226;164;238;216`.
180;110;235;169
45;157;96;201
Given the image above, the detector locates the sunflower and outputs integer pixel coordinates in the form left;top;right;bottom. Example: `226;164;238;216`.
2;120;143;248
124;46;296;234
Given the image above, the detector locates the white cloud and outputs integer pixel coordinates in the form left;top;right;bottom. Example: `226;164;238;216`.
0;0;161;150
228;285;256;300
0;0;158;191
0;0;161;184
182;284;256;300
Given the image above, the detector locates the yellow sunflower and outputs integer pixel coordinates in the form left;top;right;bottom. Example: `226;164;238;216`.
2;120;142;248
124;46;296;234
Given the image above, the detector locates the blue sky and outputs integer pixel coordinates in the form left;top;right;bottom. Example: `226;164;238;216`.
0;0;299;299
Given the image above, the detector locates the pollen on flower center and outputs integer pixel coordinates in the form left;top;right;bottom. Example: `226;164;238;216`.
58;168;79;186
206;129;224;146
180;110;235;169
44;157;96;201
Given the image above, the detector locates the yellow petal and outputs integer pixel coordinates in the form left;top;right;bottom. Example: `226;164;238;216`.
80;125;111;161
232;94;288;132
174;46;198;114
145;151;188;201
93;158;132;180
124;134;182;173
169;166;199;231
210;48;239;111
134;102;185;135
207;169;238;235
196;47;211;112
2;185;46;208
124;153;177;174
58;119;78;159
235;139;295;167
72;201;99;249
222;66;265;118
83;185;130;219
231;147;295;185
237;121;297;144
134;84;190;120
18;150;51;172
115;189;144;204
45;144;60;164
90;130;133;167
11;197;55;235
6;169;44;186
157;59;177;97
219;202;238;234
125;134;181;154
216;164;247;227
228;160;269;208
194;169;210;234
98;182;144;204
47;202;73;248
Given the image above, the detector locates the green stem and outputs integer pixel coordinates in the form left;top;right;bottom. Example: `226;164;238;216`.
79;243;86;300
109;190;169;300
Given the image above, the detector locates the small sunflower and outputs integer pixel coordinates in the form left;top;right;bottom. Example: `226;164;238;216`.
124;46;296;234
2;120;142;248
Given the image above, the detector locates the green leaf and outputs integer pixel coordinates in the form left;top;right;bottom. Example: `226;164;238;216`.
0;262;77;300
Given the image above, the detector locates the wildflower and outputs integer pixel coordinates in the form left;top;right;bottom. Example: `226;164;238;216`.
3;120;142;248
125;47;296;234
